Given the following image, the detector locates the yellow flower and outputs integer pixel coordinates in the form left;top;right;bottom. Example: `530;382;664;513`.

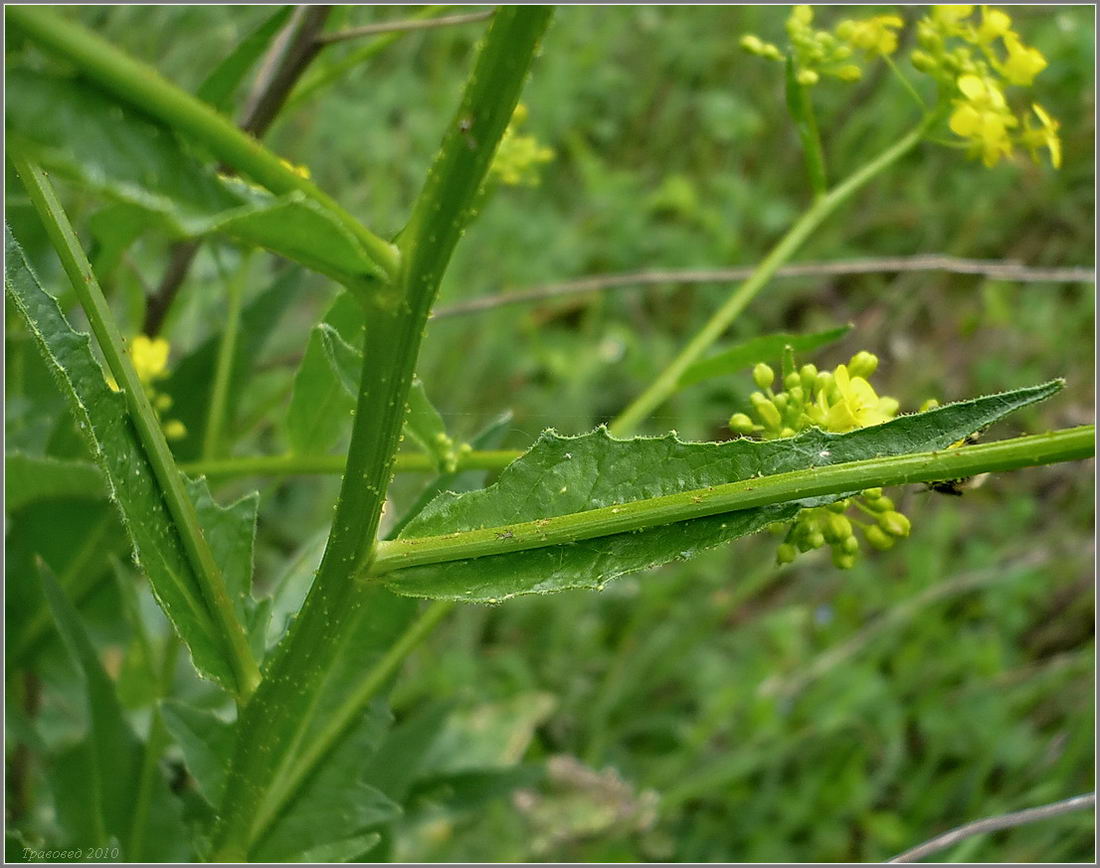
839;15;905;56
130;335;170;385
163;419;188;441
490;104;555;187
931;5;974;27
810;364;899;432
1021;103;1062;168
999;33;1047;85
949;74;1017;167
976;5;1013;42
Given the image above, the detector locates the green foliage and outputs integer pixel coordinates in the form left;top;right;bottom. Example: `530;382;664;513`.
6;231;248;691
38;561;188;861
5;5;1093;865
382;382;1061;601
6;70;386;291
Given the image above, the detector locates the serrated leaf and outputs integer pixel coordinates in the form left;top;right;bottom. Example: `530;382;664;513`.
5;452;106;511
196;7;294;114
6;229;247;690
678;325;852;388
7;69;382;287
384;382;1062;601
161;267;298;462
38;560;188;861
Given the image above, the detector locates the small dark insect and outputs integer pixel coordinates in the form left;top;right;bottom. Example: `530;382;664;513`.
495;529;514;541
925;430;989;496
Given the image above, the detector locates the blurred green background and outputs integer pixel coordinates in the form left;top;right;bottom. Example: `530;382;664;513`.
7;5;1094;862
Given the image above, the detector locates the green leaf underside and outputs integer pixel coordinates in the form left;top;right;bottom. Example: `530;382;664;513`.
160;701;235;806
5;451;106;511
39;561;187;861
6;69;381;288
5;230;254;691
384;381;1061;601
678;325;852;388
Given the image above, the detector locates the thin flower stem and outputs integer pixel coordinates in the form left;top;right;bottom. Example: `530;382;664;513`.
202;250;251;460
7;5;399;282
370;427;1094;576
884;54;927;110
609;117;935;436
12;157;261;702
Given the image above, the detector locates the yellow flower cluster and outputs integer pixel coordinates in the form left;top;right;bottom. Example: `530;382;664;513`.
728;350;899;439
912;5;1060;168
740;5;902;86
489;103;555;187
106;335;187;440
727;348;913;570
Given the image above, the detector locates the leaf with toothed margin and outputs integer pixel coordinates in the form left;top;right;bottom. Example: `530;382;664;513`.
381;381;1062;602
5;227;257;691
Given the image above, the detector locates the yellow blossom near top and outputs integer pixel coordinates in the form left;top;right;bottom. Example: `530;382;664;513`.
976;6;1013;42
1021;103;1062;168
998;33;1048;85
931;5;974;29
949;73;1018;167
130;335;170;384
837;14;904;57
808;364;899;432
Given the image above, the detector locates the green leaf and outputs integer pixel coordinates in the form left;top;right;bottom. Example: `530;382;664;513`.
678;325;852;388
87;202;150;282
285;291;362;454
251;702;401;862
4;451;106;511
405;376;457;472
161;267;298;462
38;559;188;861
160;701;236;806
382;382;1062;602
196;7;294;114
185;478;268;659
5;230;247;690
6;69;383;289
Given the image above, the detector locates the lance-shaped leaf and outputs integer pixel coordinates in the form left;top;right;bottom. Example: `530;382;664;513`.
38;560;188;861
376;382;1063;602
6;69;384;290
5;230;252;690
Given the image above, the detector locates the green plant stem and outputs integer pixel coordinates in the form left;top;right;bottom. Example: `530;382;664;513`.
180;448;523;479
12;156;261;703
786;59;828;198
609;117;934;436
209;10;553;859
370;426;1094;575
202;250;251;460
6;5;399;281
267;599;453;830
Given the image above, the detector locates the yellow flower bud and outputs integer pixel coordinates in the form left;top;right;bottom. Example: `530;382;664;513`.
728;412;756;435
865;524;896;550
163;419;187;440
879;510;912;538
753;362;775;390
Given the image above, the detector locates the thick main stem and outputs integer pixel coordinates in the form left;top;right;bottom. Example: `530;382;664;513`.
210;9;553;858
609;118;932;436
